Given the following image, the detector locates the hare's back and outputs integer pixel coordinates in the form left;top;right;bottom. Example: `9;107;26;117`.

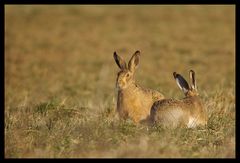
150;99;190;127
152;90;165;101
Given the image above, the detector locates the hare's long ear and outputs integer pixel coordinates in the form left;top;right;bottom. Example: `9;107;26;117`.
189;70;197;90
128;50;140;72
113;52;127;70
173;72;190;94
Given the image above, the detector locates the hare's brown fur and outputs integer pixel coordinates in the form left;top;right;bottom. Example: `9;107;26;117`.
117;83;164;123
114;51;164;123
150;70;207;128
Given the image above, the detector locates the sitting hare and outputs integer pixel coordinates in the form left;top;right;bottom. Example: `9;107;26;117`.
150;70;207;128
113;50;165;123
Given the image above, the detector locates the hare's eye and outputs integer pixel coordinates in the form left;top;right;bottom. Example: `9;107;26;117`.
126;73;130;77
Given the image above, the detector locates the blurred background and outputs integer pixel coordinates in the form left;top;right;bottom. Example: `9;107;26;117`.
5;5;235;158
5;5;235;105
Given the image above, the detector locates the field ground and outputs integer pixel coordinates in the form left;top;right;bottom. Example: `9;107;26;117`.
5;5;235;158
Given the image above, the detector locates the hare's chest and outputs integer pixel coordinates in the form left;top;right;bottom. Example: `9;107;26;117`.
123;93;151;115
121;94;141;111
117;90;152;122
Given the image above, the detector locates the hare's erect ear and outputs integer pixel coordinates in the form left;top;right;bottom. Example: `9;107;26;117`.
113;52;127;70
173;72;190;94
189;70;197;90
128;50;140;72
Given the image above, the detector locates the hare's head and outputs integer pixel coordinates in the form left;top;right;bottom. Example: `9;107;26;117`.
173;70;198;97
113;51;140;89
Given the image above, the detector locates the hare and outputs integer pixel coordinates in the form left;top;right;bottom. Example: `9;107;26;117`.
150;70;207;128
113;50;165;123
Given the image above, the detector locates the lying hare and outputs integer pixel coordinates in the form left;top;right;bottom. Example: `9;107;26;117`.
150;70;207;128
113;50;164;123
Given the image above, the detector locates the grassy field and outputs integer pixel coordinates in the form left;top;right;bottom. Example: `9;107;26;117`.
5;5;235;158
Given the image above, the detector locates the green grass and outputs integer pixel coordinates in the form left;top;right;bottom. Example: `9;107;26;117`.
5;5;235;158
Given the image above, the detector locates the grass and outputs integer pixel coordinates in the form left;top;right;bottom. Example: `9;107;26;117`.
5;5;235;158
